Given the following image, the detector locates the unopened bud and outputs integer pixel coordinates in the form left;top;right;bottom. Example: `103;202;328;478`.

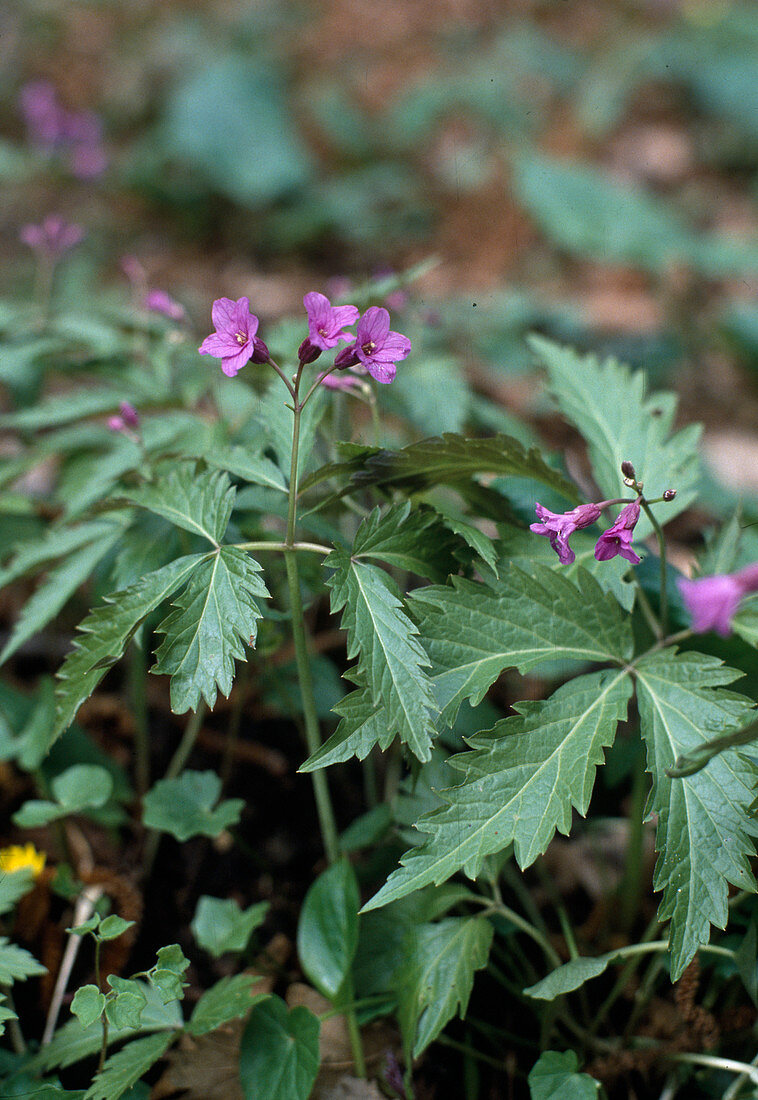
663;488;677;501
334;344;359;370
251;337;270;364
297;338;321;366
623;476;636;489
620;460;636;479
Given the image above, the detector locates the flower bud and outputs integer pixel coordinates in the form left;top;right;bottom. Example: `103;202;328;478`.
620;460;636;479
251;337;270;364
334;343;360;370
663;488;677;501
297;338;322;366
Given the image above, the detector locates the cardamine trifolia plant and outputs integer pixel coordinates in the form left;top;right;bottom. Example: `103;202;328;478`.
1;257;757;1098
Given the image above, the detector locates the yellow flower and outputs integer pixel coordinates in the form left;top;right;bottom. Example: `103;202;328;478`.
0;843;46;879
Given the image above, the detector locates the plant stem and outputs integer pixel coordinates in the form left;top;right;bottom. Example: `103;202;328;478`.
619;741;649;932
344;977;367;1078
95;937;109;1073
129;638;150;799
232;540;331;556
142;704;207;878
473;897;562;969
670;1053;758;1087
639;496;669;636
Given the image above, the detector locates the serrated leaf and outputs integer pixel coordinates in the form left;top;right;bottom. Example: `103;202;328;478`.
297;860;359;1001
299;684;392;771
142;770;243;841
327;548;437;762
397;916;493;1058
128;464;235;546
351;502;461;582
528;1050;601;1100
152;547;269;712
525;951;626;1000
187;974;263;1036
0;519;126;591
364;670;632;912
83;1031;175;1100
239;997;320;1100
411;563;632;725
0;529;123;666
191;896;268;958
201;444;288;493
0;937;47;983
300;431;580;502
53;555;204;746
636;649;758;979
529;336;700;537
0;869;36;915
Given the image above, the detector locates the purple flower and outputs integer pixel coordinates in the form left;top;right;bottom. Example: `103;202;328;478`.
20;81;62;149
530;502;604;565
108;401;140;435
304;291;359;351
335;306;411;384
594;501;642;564
121;255;146;286
19;81;107;178
198;297;269;377
20;216;85;259
678;562;758;636
318;366;367;390
145;289;185;322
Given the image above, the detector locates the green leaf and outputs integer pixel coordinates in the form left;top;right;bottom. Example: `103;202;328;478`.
187;975;264;1036
524;951;626;1000
254;377;327;482
29;982;182;1073
397;916;493;1058
529;337;700;537
0;389;136;430
350;503;461;582
0;528;123;666
14;764;114;827
388;354;470;436
299;683;392;771
83;1032;175;1100
71;986;106;1029
0;519;126;591
150;944;190;1005
297;859;359;1001
202;445;287;493
239;997;320;1100
636;649;758;979
301;431;579;502
0;869;36;915
162;57;312;206
528;1050;601;1100
53;555;204;745
191;896;268;958
327;549;438;762
98;916;135;941
0;937;47;984
105;977;147;1030
364;670;633;911
128;464;235;546
411;564;633;725
151;547;269;713
142;771;243;842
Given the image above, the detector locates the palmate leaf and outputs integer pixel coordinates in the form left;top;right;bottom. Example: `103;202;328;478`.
351;502;462;582
327;548;437;762
0;526;123;666
411;563;633;725
128;464;235;546
530;337;700;537
83;1031;175;1100
636;649;758;979
300;431;580;502
152;546;268;713
53;554;205;746
364;669;633;911
397;916;493;1058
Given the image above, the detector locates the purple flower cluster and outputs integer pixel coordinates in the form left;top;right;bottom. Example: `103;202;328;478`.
199;291;411;384
107;402;140;436
678;563;758;636
20;81;107;179
20;216;84;260
530;499;642;566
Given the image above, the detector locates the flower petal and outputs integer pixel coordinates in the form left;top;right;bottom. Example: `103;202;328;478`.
220;344;254;377
211;297;238;333
365;360;396;384
357;306;390;346
199;332;239;357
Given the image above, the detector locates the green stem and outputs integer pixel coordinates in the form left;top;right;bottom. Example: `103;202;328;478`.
473;897;562;969
129;638;150;799
344;977;367;1077
639;496;669;637
232;540;331;556
95;937;109;1073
